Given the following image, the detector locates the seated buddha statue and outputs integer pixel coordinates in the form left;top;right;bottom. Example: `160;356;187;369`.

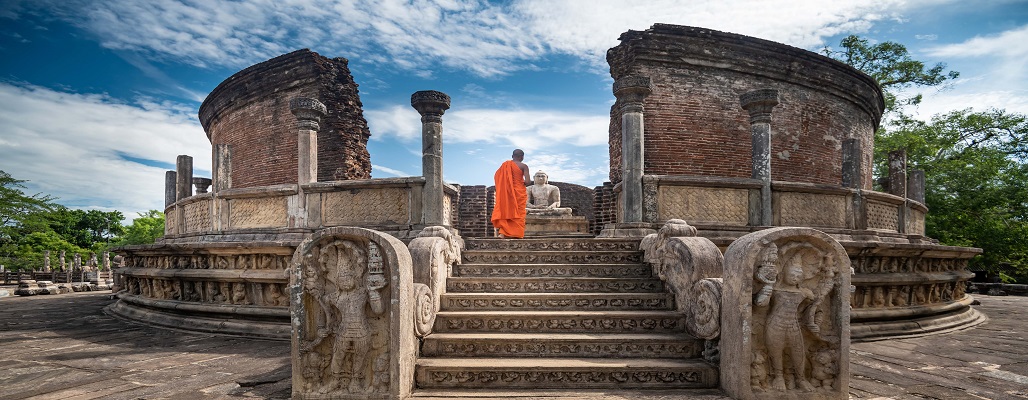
526;171;573;216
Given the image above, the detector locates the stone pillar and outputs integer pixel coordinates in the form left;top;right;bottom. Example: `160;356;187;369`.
887;150;907;198
908;169;926;204
103;251;110;271
841;138;862;189
614;76;651;224
192;177;212;194
43;250;50;272
411;91;451;226
740;89;780;227
165;171;177;207
213;144;232;193
59;250;66;272
888;149;908;234
176;155;193;201
289;97;327;185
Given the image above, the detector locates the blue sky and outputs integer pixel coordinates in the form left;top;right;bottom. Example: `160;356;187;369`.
1;0;1026;222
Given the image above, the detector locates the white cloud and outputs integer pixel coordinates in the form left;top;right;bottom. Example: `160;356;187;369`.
367;105;609;152
924;24;1028;84
371;164;411;178
10;0;951;77
529;152;609;186
0;83;210;219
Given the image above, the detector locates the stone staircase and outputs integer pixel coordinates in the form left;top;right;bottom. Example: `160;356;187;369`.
414;237;719;391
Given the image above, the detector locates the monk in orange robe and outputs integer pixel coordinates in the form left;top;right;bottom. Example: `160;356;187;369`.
491;149;531;238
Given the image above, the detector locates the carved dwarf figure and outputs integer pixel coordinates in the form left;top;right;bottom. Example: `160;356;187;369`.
526;171;572;216
810;348;837;389
751;349;769;390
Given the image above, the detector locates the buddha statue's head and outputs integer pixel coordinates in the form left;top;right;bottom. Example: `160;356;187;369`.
534;171;548;186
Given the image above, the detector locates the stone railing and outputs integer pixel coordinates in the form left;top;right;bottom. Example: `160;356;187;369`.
164;178;459;240
638;175;928;238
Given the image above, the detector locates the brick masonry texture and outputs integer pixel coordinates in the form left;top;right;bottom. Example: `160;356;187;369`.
199;49;372;189
606;24;884;189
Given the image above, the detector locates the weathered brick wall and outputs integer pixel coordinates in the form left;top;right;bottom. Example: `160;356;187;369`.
606;24;883;189
592;182;616;235
457;185;490;238
550;181;595;223
199;49;371;189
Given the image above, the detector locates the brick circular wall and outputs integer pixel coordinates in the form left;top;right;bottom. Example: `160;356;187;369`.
607;24;884;189
199;49;371;189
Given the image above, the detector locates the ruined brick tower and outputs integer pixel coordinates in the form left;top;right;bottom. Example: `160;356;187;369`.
198;49;372;187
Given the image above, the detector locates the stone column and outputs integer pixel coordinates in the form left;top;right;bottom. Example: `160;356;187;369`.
842;138;867;231
165;171;177;207
289;98;327;185
887;150;907;198
176;155;193;201
888;149;908;234
59;250;66;272
841;138;862;189
614;76;651;224
192;177;212;194
43;251;50;272
411;91;451;227
908;169;926;204
103;251;110;271
740;89;780;226
213;144;232;193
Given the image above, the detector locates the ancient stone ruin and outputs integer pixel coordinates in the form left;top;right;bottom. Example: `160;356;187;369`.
108;24;985;399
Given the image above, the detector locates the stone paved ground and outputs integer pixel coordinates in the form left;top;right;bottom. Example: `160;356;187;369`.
1;290;1026;399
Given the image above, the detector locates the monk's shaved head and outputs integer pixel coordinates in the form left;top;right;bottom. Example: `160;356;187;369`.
512;149;524;161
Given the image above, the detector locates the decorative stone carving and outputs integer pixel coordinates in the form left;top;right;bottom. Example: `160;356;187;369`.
657;186;749;226
291;227;415;400
526;171;572;216
641;219;723;340
721;227;850;400
408;226;463;337
289;97;328;131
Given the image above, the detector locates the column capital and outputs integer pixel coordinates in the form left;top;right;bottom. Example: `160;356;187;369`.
411;90;450;123
740;89;780;124
290;97;327;131
613;76;651;112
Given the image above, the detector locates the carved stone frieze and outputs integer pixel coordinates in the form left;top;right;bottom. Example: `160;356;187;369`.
230;197;287;229
428;340;702;358
183;199;212;233
437;315;684;333
866;200;899;231
443;295;669;310
657;186;749;226
323;188;410;226
424;369;713;387
777;192;848;228
447;279;661;293
461;252;642;264
455;265;651;278
464;239;638;252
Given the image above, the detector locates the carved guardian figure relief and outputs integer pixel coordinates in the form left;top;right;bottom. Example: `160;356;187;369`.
297;238;389;396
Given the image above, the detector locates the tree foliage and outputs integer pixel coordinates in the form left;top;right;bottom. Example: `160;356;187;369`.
824;35;959;115
114;210;165;246
829;37;1028;281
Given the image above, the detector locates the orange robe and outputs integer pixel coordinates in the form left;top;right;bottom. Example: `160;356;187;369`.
491;160;527;238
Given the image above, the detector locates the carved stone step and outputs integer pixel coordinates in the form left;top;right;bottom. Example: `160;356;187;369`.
440;293;674;311
421;333;704;359
415;357;718;389
446;277;665;293
464;238;640;252
461;251;643;265
454;263;652;278
434;310;687;334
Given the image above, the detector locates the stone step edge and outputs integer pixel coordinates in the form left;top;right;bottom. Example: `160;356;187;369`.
416;357;712;368
424;332;699;341
442;293;671;299
410;388;728;399
415;357;719;388
436;310;683;317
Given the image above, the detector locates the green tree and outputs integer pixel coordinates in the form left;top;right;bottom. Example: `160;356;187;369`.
113;210;165;246
823;35;959;116
0;170;55;230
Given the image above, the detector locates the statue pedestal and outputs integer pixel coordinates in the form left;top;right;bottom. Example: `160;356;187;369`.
525;215;590;236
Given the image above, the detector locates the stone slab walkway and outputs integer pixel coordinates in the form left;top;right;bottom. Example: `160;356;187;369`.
1;291;1026;399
